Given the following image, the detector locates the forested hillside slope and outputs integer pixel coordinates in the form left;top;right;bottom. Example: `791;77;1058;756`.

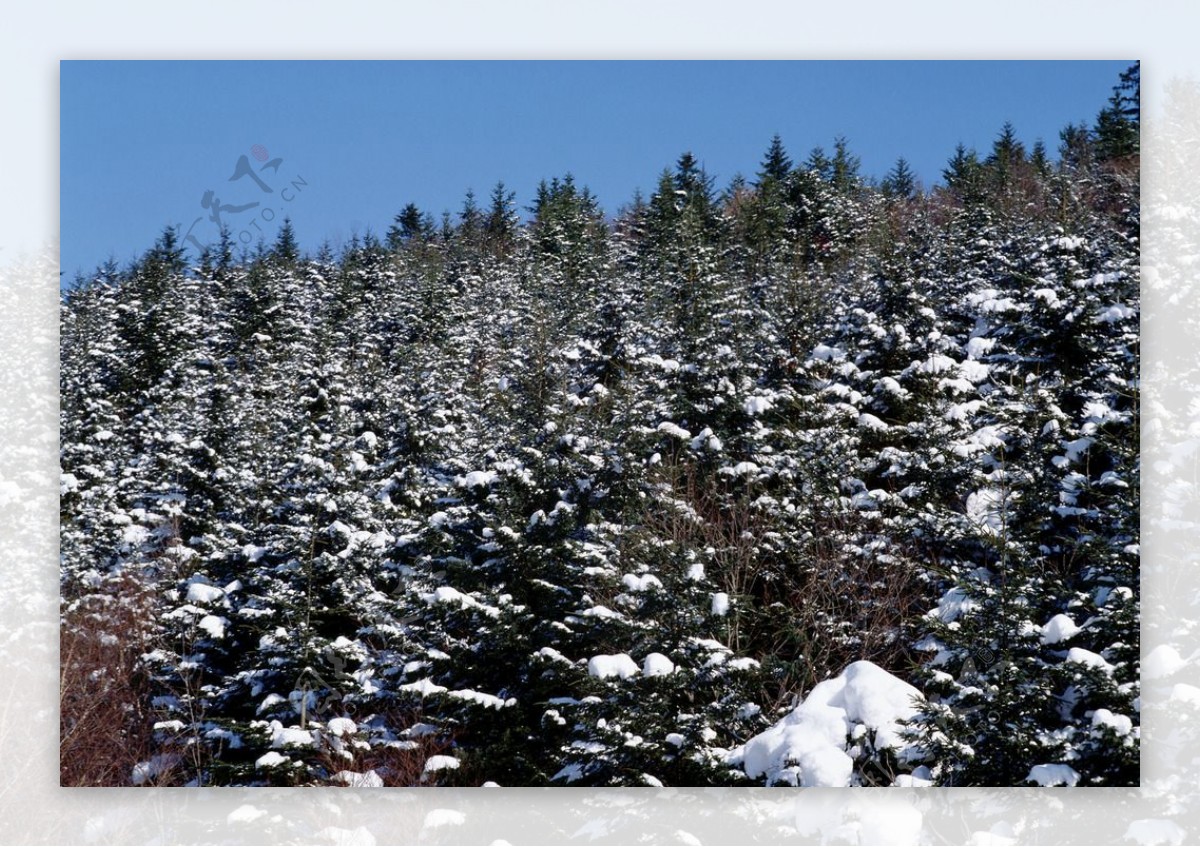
60;69;1139;787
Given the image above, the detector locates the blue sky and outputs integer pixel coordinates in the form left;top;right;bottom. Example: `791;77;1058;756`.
60;60;1132;279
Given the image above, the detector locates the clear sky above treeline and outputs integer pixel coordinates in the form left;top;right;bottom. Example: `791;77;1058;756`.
60;60;1132;280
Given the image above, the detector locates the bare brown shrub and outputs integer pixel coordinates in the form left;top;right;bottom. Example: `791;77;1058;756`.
641;455;931;713
315;705;460;787
59;572;162;786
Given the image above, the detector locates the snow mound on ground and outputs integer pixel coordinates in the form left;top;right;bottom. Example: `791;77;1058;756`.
740;660;923;786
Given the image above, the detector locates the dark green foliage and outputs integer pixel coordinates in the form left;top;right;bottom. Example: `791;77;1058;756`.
272;217;300;264
881;157;917;199
756;133;793;185
1095;62;1139;162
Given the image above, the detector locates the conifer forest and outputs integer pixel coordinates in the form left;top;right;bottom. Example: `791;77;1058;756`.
60;65;1140;787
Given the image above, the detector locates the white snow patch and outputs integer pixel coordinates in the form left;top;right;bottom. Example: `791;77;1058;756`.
744;396;774;416
270;723;315;748
1091;709;1133;737
621;573;663;593
588;653;640;680
1065;648;1113;673
399;678;448;698
255;751;291;769
256;693;287;714
326;717;357;737
958;360;990;383
966;488;1006;536
1098;303;1136;323
457;470;496;488
131;754;178;785
726;657;760;671
423;808;467;829
420;585;500;618
711;592;730;617
721;461;760;478
316;826;376;846
1144;644;1186;680
534;646;573;665
423;755;460;773
1063;437;1094;462
1124;819;1187;846
742;660;922;786
552;763;585;784
812;344;845;361
893;765;934;788
1054;235;1086;251
643;652;676;677
581;604;622;620
689;427;723;452
916;354;957;374
227;804;267;824
1169;683;1200;705
857;413;889;432
447;688;515;710
334;769;384;787
198;615;228;639
1040;614;1081;645
1027;763;1080;787
1032;288;1060;306
186;582;224;604
657;421;692;440
965;336;995;359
